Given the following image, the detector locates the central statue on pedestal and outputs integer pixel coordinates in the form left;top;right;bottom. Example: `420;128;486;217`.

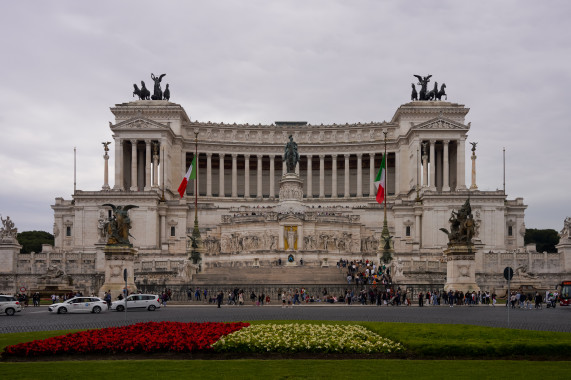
283;135;300;173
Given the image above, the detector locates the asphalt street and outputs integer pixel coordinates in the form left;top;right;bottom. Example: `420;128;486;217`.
1;304;570;333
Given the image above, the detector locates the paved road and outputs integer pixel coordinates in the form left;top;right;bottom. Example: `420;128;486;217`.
1;304;571;333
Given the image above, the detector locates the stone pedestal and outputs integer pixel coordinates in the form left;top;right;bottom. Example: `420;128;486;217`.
99;245;137;299
444;244;480;293
0;240;21;273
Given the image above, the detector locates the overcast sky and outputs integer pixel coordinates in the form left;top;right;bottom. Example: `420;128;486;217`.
1;1;569;233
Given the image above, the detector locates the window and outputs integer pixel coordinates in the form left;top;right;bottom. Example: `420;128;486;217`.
508;226;513;236
406;226;411;237
66;226;71;237
170;226;176;237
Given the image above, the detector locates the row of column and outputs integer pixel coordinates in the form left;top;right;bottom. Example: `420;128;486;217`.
419;139;465;191
195;153;386;198
114;139;161;191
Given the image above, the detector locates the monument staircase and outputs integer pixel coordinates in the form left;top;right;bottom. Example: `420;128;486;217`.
192;265;347;285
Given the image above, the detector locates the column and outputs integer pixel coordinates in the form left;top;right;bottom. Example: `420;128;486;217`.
152;142;159;188
257;154;263;199
306;155;312;198
344;154;350;198
357;153;363;197
159;209;166;246
422;142;429;187
331;154;337;198
269;155;275;198
282;160;287;176
159;142;165;191
416;142;422;190
457;137;467;189
102;146;110;190
470;150;478;190
219;154;225;197
206;153;212;196
319;155;325;198
113;138;123;190
369;153;375;196
415;212;421;242
429;140;436;190
244;154;250;198
231;154;238;197
393;152;399;195
443;140;450;191
144;140;151;190
130;139;138;191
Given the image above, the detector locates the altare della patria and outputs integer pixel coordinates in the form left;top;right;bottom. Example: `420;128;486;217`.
1;73;571;299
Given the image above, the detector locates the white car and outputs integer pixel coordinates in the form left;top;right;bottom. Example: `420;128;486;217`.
48;296;108;314
0;295;22;316
111;294;161;311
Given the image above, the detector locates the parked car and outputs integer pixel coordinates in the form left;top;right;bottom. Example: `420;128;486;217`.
48;296;108;314
111;294;161;311
0;295;22;316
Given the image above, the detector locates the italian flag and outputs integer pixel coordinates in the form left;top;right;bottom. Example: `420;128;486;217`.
178;155;197;198
374;154;386;204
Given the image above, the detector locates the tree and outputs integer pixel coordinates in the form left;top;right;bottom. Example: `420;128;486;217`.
524;228;559;253
16;231;54;254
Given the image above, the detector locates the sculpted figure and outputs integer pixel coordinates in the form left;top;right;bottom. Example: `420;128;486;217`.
440;199;475;245
151;73;166;100
283;135;300;173
0;215;17;240
413;74;432;100
102;204;139;245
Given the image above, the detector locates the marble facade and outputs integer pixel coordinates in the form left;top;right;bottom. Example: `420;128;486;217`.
1;98;569;296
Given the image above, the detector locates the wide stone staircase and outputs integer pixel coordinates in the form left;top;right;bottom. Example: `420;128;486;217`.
192;265;346;285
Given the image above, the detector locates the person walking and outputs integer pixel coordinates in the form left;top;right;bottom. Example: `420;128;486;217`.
216;291;223;308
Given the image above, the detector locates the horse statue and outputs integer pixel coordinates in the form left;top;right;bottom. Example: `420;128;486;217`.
413;74;432;100
133;84;142;99
436;83;447;100
163;84;170;101
140;81;150;100
411;83;418;101
425;81;438;101
283;135;300;173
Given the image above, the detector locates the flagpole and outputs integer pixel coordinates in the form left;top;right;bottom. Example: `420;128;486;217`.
194;132;199;223
381;131;392;265
191;131;202;268
73;147;77;195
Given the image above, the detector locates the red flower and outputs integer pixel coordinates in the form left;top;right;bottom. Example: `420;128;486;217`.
2;322;249;358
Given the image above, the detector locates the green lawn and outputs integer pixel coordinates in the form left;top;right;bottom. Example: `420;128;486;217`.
1;322;570;379
1;359;570;379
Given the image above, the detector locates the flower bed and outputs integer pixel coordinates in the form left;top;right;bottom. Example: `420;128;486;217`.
212;323;405;354
2;321;249;358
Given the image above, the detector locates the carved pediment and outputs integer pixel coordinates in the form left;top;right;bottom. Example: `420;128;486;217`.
413;117;469;131
111;117;169;131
